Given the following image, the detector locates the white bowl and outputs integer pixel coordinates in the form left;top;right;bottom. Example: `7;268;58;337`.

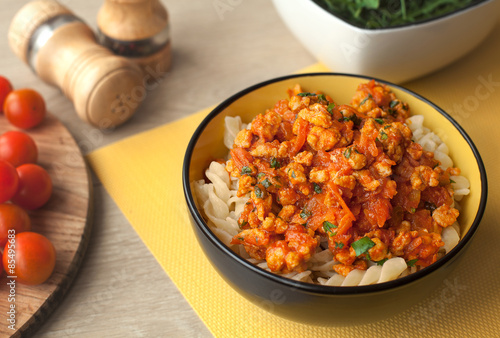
272;0;500;83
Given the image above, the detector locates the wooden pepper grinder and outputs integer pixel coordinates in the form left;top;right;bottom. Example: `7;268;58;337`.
96;0;172;82
8;0;144;128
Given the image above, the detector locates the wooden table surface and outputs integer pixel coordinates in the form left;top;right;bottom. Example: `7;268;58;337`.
0;0;314;336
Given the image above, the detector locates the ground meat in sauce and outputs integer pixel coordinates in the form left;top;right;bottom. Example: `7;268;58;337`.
227;80;460;276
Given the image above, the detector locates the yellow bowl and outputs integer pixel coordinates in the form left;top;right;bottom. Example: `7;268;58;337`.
183;73;487;326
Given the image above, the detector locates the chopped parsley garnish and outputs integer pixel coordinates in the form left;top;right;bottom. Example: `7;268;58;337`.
297;92;316;97
339;113;362;126
390;100;399;108
376;258;388;266
270;157;280;169
327;103;336;115
314;183;322;194
241;166;252;175
317;94;327;102
374;118;384;124
407;259;418;267
261;178;272;188
410;208;416;213
257;172;265;179
359;94;372;106
351;237;376;256
300;209;312;219
238;220;248;229
450;179;456;184
379;130;388;140
322;221;337;236
254;186;263;199
335;242;344;249
344;147;352;159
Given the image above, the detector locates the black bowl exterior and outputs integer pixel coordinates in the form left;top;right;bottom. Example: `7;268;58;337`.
186;210;475;326
182;72;487;326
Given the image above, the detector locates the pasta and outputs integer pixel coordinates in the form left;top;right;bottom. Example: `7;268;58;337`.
193;81;469;285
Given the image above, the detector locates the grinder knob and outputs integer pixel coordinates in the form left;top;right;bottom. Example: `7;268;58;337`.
9;0;145;128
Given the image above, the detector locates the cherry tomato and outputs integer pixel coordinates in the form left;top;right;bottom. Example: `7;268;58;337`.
3;232;56;285
3;88;46;129
0;160;19;203
0;131;38;167
11;164;52;210
0;203;31;247
0;76;13;114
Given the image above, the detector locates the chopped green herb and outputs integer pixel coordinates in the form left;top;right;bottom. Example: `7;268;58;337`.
335;242;344;249
379;130;388;140
327;103;336;115
410;208;416;213
344;147;352;159
317;94;327;102
323;221;337;236
288;169;296;178
238;220;248;229
390;100;399;108
241;166;252;175
407;259;418;267
300;209;312;219
257;172;265;179
270;157;280;169
254;186;263;199
450;179;456;184
297;92;316;97
351;237;376;256
237;237;244;241
359;94;373;106
261;178;272;188
340;113;362;126
374;118;384;124
376;258;388;266
314;183;322;194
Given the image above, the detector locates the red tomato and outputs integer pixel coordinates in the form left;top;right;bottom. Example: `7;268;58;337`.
0;76;13;114
3;232;56;285
3;88;46;129
0;131;38;167
11;164;52;210
0;160;18;203
0;203;31;247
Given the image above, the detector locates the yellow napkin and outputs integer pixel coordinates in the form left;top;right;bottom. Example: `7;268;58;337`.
86;24;500;337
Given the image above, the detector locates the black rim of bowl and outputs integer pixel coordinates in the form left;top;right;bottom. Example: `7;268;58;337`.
309;0;492;31
182;72;488;295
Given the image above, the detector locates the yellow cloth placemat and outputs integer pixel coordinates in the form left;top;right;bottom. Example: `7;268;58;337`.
86;24;500;337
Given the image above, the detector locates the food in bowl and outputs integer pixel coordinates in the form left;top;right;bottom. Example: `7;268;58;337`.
193;79;470;287
313;0;484;28
272;0;499;83
184;73;487;325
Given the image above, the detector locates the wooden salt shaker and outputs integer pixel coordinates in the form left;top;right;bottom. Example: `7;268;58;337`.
97;0;172;82
8;0;144;128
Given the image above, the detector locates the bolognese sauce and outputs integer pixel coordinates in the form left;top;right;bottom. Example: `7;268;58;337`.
225;80;460;276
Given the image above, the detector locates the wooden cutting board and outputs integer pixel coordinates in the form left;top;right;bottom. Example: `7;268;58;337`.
0;112;92;337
